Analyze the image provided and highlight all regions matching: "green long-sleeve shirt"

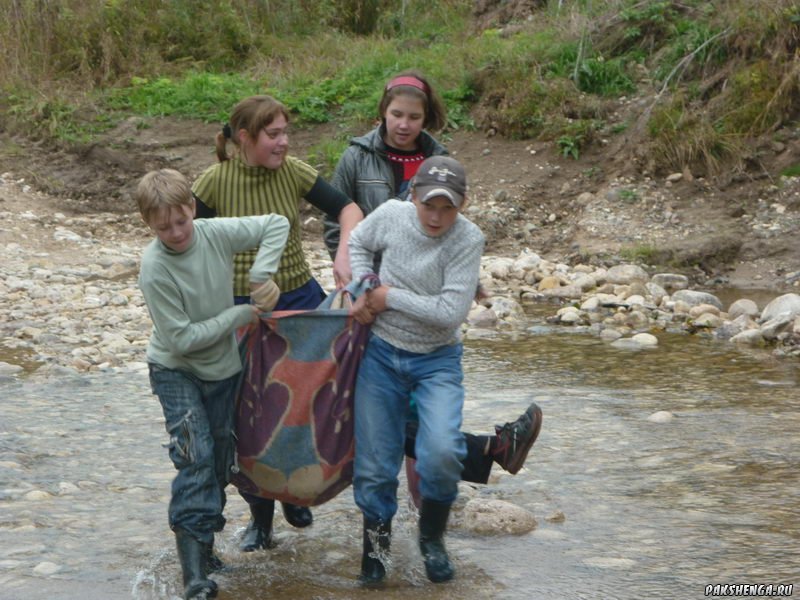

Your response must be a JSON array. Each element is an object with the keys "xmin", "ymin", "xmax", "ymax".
[{"xmin": 138, "ymin": 214, "xmax": 289, "ymax": 380}]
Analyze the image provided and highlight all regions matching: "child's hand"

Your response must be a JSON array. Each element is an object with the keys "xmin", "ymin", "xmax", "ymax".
[
  {"xmin": 350, "ymin": 294, "xmax": 376, "ymax": 325},
  {"xmin": 333, "ymin": 252, "xmax": 352, "ymax": 290},
  {"xmin": 250, "ymin": 279, "xmax": 280, "ymax": 312},
  {"xmin": 249, "ymin": 304, "xmax": 261, "ymax": 324},
  {"xmin": 364, "ymin": 285, "xmax": 389, "ymax": 314}
]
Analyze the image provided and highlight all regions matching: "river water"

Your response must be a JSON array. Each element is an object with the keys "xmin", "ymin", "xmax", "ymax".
[{"xmin": 1, "ymin": 317, "xmax": 798, "ymax": 600}]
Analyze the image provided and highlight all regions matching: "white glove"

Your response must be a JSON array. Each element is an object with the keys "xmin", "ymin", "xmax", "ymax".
[{"xmin": 250, "ymin": 280, "xmax": 280, "ymax": 312}]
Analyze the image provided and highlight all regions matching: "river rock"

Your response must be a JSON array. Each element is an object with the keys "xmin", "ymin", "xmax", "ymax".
[
  {"xmin": 0, "ymin": 361, "xmax": 24, "ymax": 376},
  {"xmin": 556, "ymin": 307, "xmax": 582, "ymax": 324},
  {"xmin": 645, "ymin": 281, "xmax": 668, "ymax": 304},
  {"xmin": 714, "ymin": 314, "xmax": 755, "ymax": 340},
  {"xmin": 728, "ymin": 298, "xmax": 759, "ymax": 319},
  {"xmin": 33, "ymin": 561, "xmax": 62, "ymax": 575},
  {"xmin": 538, "ymin": 275, "xmax": 561, "ymax": 290},
  {"xmin": 537, "ymin": 284, "xmax": 583, "ymax": 299},
  {"xmin": 759, "ymin": 293, "xmax": 800, "ymax": 322},
  {"xmin": 488, "ymin": 296, "xmax": 525, "ymax": 321},
  {"xmin": 647, "ymin": 410, "xmax": 674, "ymax": 423},
  {"xmin": 631, "ymin": 332, "xmax": 658, "ymax": 346},
  {"xmin": 606, "ymin": 264, "xmax": 649, "ymax": 284},
  {"xmin": 600, "ymin": 328, "xmax": 623, "ymax": 341},
  {"xmin": 468, "ymin": 306, "xmax": 499, "ymax": 328},
  {"xmin": 693, "ymin": 313, "xmax": 723, "ymax": 328},
  {"xmin": 24, "ymin": 490, "xmax": 53, "ymax": 501},
  {"xmin": 651, "ymin": 273, "xmax": 689, "ymax": 291},
  {"xmin": 513, "ymin": 250, "xmax": 541, "ymax": 271},
  {"xmin": 461, "ymin": 498, "xmax": 537, "ymax": 535},
  {"xmin": 610, "ymin": 337, "xmax": 649, "ymax": 350},
  {"xmin": 671, "ymin": 289, "xmax": 723, "ymax": 310},
  {"xmin": 759, "ymin": 314, "xmax": 795, "ymax": 340},
  {"xmin": 730, "ymin": 329, "xmax": 765, "ymax": 346},
  {"xmin": 689, "ymin": 303, "xmax": 720, "ymax": 317}
]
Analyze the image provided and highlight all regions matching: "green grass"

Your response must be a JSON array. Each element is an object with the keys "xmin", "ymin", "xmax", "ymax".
[
  {"xmin": 780, "ymin": 164, "xmax": 800, "ymax": 178},
  {"xmin": 620, "ymin": 244, "xmax": 660, "ymax": 264},
  {"xmin": 1, "ymin": 0, "xmax": 798, "ymax": 178},
  {"xmin": 107, "ymin": 72, "xmax": 263, "ymax": 123}
]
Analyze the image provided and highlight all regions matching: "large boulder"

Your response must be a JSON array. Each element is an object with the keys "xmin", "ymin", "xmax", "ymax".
[{"xmin": 759, "ymin": 293, "xmax": 800, "ymax": 323}]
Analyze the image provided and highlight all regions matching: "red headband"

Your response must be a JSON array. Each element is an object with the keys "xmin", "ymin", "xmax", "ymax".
[{"xmin": 386, "ymin": 76, "xmax": 429, "ymax": 96}]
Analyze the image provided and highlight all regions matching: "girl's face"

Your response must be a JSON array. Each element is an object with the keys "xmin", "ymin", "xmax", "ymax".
[
  {"xmin": 240, "ymin": 113, "xmax": 289, "ymax": 170},
  {"xmin": 383, "ymin": 94, "xmax": 426, "ymax": 151}
]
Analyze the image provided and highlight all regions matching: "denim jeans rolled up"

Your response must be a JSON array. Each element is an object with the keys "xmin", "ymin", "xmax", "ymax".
[
  {"xmin": 149, "ymin": 364, "xmax": 238, "ymax": 544},
  {"xmin": 353, "ymin": 334, "xmax": 466, "ymax": 523}
]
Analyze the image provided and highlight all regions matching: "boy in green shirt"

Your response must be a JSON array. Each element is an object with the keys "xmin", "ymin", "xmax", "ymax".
[{"xmin": 136, "ymin": 168, "xmax": 289, "ymax": 600}]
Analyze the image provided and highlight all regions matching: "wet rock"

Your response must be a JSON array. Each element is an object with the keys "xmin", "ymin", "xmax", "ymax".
[
  {"xmin": 647, "ymin": 410, "xmax": 674, "ymax": 423},
  {"xmin": 461, "ymin": 498, "xmax": 537, "ymax": 535},
  {"xmin": 730, "ymin": 329, "xmax": 766, "ymax": 346},
  {"xmin": 600, "ymin": 328, "xmax": 623, "ymax": 341},
  {"xmin": 610, "ymin": 337, "xmax": 651, "ymax": 350},
  {"xmin": 0, "ymin": 362, "xmax": 23, "ymax": 376},
  {"xmin": 714, "ymin": 314, "xmax": 755, "ymax": 340},
  {"xmin": 759, "ymin": 314, "xmax": 795, "ymax": 340},
  {"xmin": 24, "ymin": 490, "xmax": 53, "ymax": 501},
  {"xmin": 631, "ymin": 332, "xmax": 658, "ymax": 346},
  {"xmin": 545, "ymin": 510, "xmax": 566, "ymax": 523},
  {"xmin": 33, "ymin": 561, "xmax": 62, "ymax": 576}
]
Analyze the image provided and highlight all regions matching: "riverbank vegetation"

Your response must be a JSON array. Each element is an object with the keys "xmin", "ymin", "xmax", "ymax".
[{"xmin": 1, "ymin": 0, "xmax": 799, "ymax": 177}]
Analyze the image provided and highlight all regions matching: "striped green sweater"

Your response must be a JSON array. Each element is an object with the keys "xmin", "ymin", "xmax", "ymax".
[{"xmin": 192, "ymin": 155, "xmax": 317, "ymax": 295}]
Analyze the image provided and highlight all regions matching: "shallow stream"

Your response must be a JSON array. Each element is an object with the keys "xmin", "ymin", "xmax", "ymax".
[{"xmin": 1, "ymin": 315, "xmax": 797, "ymax": 599}]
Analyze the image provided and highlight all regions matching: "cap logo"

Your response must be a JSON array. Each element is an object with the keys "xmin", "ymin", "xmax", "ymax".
[{"xmin": 428, "ymin": 166, "xmax": 457, "ymax": 180}]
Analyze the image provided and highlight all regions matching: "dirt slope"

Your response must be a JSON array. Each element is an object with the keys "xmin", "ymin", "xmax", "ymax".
[{"xmin": 1, "ymin": 110, "xmax": 799, "ymax": 294}]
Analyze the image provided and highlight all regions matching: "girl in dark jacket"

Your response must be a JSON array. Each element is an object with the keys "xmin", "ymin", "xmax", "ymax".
[{"xmin": 325, "ymin": 70, "xmax": 542, "ymax": 584}]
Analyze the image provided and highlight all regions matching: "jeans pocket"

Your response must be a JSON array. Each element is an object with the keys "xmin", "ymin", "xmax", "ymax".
[{"xmin": 164, "ymin": 411, "xmax": 194, "ymax": 469}]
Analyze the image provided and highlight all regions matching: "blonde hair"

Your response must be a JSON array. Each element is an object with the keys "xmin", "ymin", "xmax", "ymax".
[
  {"xmin": 215, "ymin": 95, "xmax": 290, "ymax": 162},
  {"xmin": 134, "ymin": 168, "xmax": 192, "ymax": 224}
]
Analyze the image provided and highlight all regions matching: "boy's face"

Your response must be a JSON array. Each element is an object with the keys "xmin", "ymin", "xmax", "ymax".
[
  {"xmin": 148, "ymin": 202, "xmax": 195, "ymax": 253},
  {"xmin": 412, "ymin": 194, "xmax": 462, "ymax": 237}
]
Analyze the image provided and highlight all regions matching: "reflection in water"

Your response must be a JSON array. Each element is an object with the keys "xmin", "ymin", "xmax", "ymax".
[
  {"xmin": 460, "ymin": 329, "xmax": 799, "ymax": 598},
  {"xmin": 1, "ymin": 325, "xmax": 797, "ymax": 599}
]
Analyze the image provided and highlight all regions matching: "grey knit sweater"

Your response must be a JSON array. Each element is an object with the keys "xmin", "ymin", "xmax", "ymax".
[{"xmin": 348, "ymin": 199, "xmax": 484, "ymax": 353}]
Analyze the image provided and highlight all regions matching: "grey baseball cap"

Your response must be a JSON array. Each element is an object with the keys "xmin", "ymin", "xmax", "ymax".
[{"xmin": 412, "ymin": 156, "xmax": 467, "ymax": 207}]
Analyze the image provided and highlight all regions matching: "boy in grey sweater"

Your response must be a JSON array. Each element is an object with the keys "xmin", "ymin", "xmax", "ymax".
[{"xmin": 348, "ymin": 156, "xmax": 483, "ymax": 585}]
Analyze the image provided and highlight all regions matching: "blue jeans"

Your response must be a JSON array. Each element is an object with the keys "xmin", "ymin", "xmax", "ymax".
[
  {"xmin": 149, "ymin": 364, "xmax": 238, "ymax": 544},
  {"xmin": 353, "ymin": 334, "xmax": 466, "ymax": 522}
]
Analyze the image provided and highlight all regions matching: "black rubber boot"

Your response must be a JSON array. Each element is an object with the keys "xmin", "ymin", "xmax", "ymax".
[
  {"xmin": 281, "ymin": 502, "xmax": 313, "ymax": 528},
  {"xmin": 205, "ymin": 534, "xmax": 225, "ymax": 574},
  {"xmin": 175, "ymin": 528, "xmax": 218, "ymax": 600},
  {"xmin": 359, "ymin": 517, "xmax": 391, "ymax": 586},
  {"xmin": 239, "ymin": 499, "xmax": 276, "ymax": 552},
  {"xmin": 418, "ymin": 499, "xmax": 454, "ymax": 583}
]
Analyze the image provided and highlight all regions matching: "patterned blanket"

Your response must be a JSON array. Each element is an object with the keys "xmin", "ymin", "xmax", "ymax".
[{"xmin": 230, "ymin": 277, "xmax": 376, "ymax": 506}]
